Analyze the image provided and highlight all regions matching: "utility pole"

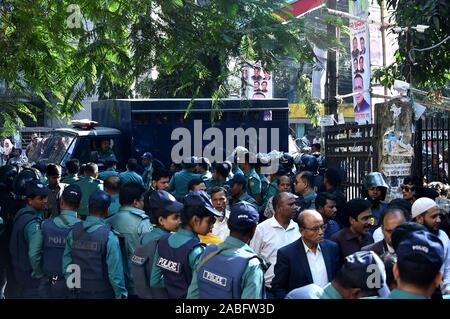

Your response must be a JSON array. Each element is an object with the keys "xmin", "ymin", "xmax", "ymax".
[{"xmin": 325, "ymin": 0, "xmax": 338, "ymax": 118}]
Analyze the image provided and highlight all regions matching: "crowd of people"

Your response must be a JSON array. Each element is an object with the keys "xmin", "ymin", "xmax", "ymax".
[{"xmin": 0, "ymin": 142, "xmax": 450, "ymax": 300}]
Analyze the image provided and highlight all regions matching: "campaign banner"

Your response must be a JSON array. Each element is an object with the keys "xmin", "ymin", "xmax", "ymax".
[
  {"xmin": 349, "ymin": 0, "xmax": 371, "ymax": 124},
  {"xmin": 241, "ymin": 64, "xmax": 273, "ymax": 99}
]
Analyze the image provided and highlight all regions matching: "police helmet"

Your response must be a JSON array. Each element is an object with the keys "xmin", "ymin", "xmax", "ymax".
[
  {"xmin": 294, "ymin": 154, "xmax": 319, "ymax": 174},
  {"xmin": 13, "ymin": 168, "xmax": 43, "ymax": 197},
  {"xmin": 0, "ymin": 165, "xmax": 19, "ymax": 191},
  {"xmin": 362, "ymin": 172, "xmax": 388, "ymax": 200},
  {"xmin": 279, "ymin": 152, "xmax": 294, "ymax": 172}
]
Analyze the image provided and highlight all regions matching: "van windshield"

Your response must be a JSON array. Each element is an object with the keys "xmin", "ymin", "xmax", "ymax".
[{"xmin": 28, "ymin": 131, "xmax": 76, "ymax": 166}]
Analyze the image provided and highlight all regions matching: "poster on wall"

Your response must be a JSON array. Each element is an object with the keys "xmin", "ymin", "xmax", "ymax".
[
  {"xmin": 349, "ymin": 0, "xmax": 372, "ymax": 125},
  {"xmin": 241, "ymin": 64, "xmax": 273, "ymax": 99}
]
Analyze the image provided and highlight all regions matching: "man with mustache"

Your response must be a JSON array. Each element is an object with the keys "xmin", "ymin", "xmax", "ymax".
[{"xmin": 331, "ymin": 198, "xmax": 374, "ymax": 260}]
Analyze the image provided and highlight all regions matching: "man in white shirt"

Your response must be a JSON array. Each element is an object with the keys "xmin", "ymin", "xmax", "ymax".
[
  {"xmin": 250, "ymin": 192, "xmax": 300, "ymax": 296},
  {"xmin": 210, "ymin": 187, "xmax": 230, "ymax": 241},
  {"xmin": 411, "ymin": 197, "xmax": 450, "ymax": 294}
]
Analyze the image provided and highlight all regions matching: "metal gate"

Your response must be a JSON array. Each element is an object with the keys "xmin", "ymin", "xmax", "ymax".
[
  {"xmin": 414, "ymin": 117, "xmax": 450, "ymax": 184},
  {"xmin": 324, "ymin": 123, "xmax": 378, "ymax": 200}
]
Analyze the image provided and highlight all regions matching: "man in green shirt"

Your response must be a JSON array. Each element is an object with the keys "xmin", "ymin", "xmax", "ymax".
[
  {"xmin": 119, "ymin": 158, "xmax": 145, "ymax": 187},
  {"xmin": 386, "ymin": 230, "xmax": 444, "ymax": 299},
  {"xmin": 106, "ymin": 182, "xmax": 152, "ymax": 298},
  {"xmin": 188, "ymin": 201, "xmax": 265, "ymax": 299},
  {"xmin": 63, "ymin": 190, "xmax": 127, "ymax": 299},
  {"xmin": 61, "ymin": 159, "xmax": 80, "ymax": 185},
  {"xmin": 75, "ymin": 162, "xmax": 103, "ymax": 219},
  {"xmin": 98, "ymin": 156, "xmax": 120, "ymax": 181},
  {"xmin": 104, "ymin": 176, "xmax": 121, "ymax": 217},
  {"xmin": 228, "ymin": 174, "xmax": 258, "ymax": 208},
  {"xmin": 9, "ymin": 181, "xmax": 49, "ymax": 298},
  {"xmin": 30, "ymin": 184, "xmax": 82, "ymax": 298}
]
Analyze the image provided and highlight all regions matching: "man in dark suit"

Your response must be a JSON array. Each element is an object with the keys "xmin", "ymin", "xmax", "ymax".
[
  {"xmin": 362, "ymin": 208, "xmax": 405, "ymax": 256},
  {"xmin": 271, "ymin": 210, "xmax": 341, "ymax": 299}
]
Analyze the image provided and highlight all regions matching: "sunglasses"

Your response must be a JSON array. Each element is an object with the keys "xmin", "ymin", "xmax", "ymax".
[{"xmin": 400, "ymin": 185, "xmax": 414, "ymax": 192}]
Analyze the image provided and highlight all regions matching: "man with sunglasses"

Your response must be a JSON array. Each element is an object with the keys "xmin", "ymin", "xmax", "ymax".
[
  {"xmin": 412, "ymin": 197, "xmax": 450, "ymax": 294},
  {"xmin": 271, "ymin": 209, "xmax": 340, "ymax": 299},
  {"xmin": 401, "ymin": 176, "xmax": 422, "ymax": 204}
]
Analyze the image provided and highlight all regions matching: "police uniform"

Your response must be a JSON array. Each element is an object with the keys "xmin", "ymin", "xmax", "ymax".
[
  {"xmin": 61, "ymin": 174, "xmax": 79, "ymax": 185},
  {"xmin": 231, "ymin": 192, "xmax": 258, "ymax": 208},
  {"xmin": 9, "ymin": 182, "xmax": 49, "ymax": 298},
  {"xmin": 258, "ymin": 173, "xmax": 269, "ymax": 199},
  {"xmin": 168, "ymin": 170, "xmax": 202, "ymax": 201},
  {"xmin": 31, "ymin": 206, "xmax": 82, "ymax": 298},
  {"xmin": 244, "ymin": 168, "xmax": 262, "ymax": 198},
  {"xmin": 154, "ymin": 191, "xmax": 221, "ymax": 299},
  {"xmin": 97, "ymin": 149, "xmax": 116, "ymax": 165},
  {"xmin": 131, "ymin": 190, "xmax": 184, "ymax": 298},
  {"xmin": 141, "ymin": 152, "xmax": 154, "ymax": 189},
  {"xmin": 232, "ymin": 166, "xmax": 244, "ymax": 176},
  {"xmin": 260, "ymin": 179, "xmax": 278, "ymax": 213},
  {"xmin": 62, "ymin": 191, "xmax": 127, "ymax": 299},
  {"xmin": 384, "ymin": 230, "xmax": 445, "ymax": 299},
  {"xmin": 106, "ymin": 205, "xmax": 153, "ymax": 296},
  {"xmin": 108, "ymin": 193, "xmax": 121, "ymax": 217},
  {"xmin": 98, "ymin": 168, "xmax": 120, "ymax": 181},
  {"xmin": 75, "ymin": 176, "xmax": 103, "ymax": 218},
  {"xmin": 204, "ymin": 177, "xmax": 229, "ymax": 194},
  {"xmin": 187, "ymin": 201, "xmax": 265, "ymax": 299},
  {"xmin": 119, "ymin": 170, "xmax": 145, "ymax": 187}
]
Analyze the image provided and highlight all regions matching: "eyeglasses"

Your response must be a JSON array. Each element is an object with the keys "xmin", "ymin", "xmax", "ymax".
[
  {"xmin": 400, "ymin": 185, "xmax": 414, "ymax": 192},
  {"xmin": 302, "ymin": 224, "xmax": 327, "ymax": 232}
]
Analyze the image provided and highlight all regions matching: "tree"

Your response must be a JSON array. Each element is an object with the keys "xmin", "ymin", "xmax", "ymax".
[
  {"xmin": 374, "ymin": 0, "xmax": 450, "ymax": 93},
  {"xmin": 0, "ymin": 0, "xmax": 342, "ymax": 135}
]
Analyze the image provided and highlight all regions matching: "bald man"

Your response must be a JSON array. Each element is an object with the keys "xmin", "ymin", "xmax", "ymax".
[
  {"xmin": 362, "ymin": 208, "xmax": 405, "ymax": 256},
  {"xmin": 271, "ymin": 209, "xmax": 341, "ymax": 299}
]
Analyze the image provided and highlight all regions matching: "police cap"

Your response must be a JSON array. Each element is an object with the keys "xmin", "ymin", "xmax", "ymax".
[{"xmin": 228, "ymin": 201, "xmax": 259, "ymax": 232}]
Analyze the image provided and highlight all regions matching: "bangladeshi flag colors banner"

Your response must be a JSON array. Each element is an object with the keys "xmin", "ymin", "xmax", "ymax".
[{"xmin": 349, "ymin": 0, "xmax": 372, "ymax": 125}]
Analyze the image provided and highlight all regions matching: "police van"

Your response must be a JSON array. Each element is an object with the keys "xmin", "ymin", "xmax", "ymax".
[{"xmin": 29, "ymin": 98, "xmax": 289, "ymax": 170}]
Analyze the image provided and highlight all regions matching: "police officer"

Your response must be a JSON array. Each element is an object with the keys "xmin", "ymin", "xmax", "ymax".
[
  {"xmin": 141, "ymin": 152, "xmax": 154, "ymax": 189},
  {"xmin": 155, "ymin": 190, "xmax": 222, "ymax": 299},
  {"xmin": 61, "ymin": 159, "xmax": 80, "ymax": 185},
  {"xmin": 119, "ymin": 158, "xmax": 145, "ymax": 187},
  {"xmin": 168, "ymin": 156, "xmax": 202, "ymax": 201},
  {"xmin": 30, "ymin": 185, "xmax": 82, "ymax": 298},
  {"xmin": 104, "ymin": 176, "xmax": 121, "ymax": 217},
  {"xmin": 387, "ymin": 230, "xmax": 444, "ymax": 299},
  {"xmin": 362, "ymin": 172, "xmax": 389, "ymax": 233},
  {"xmin": 187, "ymin": 201, "xmax": 265, "ymax": 299},
  {"xmin": 228, "ymin": 174, "xmax": 258, "ymax": 208},
  {"xmin": 106, "ymin": 182, "xmax": 152, "ymax": 298},
  {"xmin": 239, "ymin": 152, "xmax": 262, "ymax": 205},
  {"xmin": 75, "ymin": 162, "xmax": 103, "ymax": 219},
  {"xmin": 97, "ymin": 138, "xmax": 116, "ymax": 165},
  {"xmin": 98, "ymin": 155, "xmax": 120, "ymax": 181},
  {"xmin": 260, "ymin": 168, "xmax": 287, "ymax": 216},
  {"xmin": 9, "ymin": 181, "xmax": 49, "ymax": 298},
  {"xmin": 205, "ymin": 162, "xmax": 231, "ymax": 194},
  {"xmin": 63, "ymin": 190, "xmax": 127, "ymax": 299},
  {"xmin": 255, "ymin": 153, "xmax": 270, "ymax": 199},
  {"xmin": 196, "ymin": 157, "xmax": 212, "ymax": 181},
  {"xmin": 131, "ymin": 190, "xmax": 183, "ymax": 299}
]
